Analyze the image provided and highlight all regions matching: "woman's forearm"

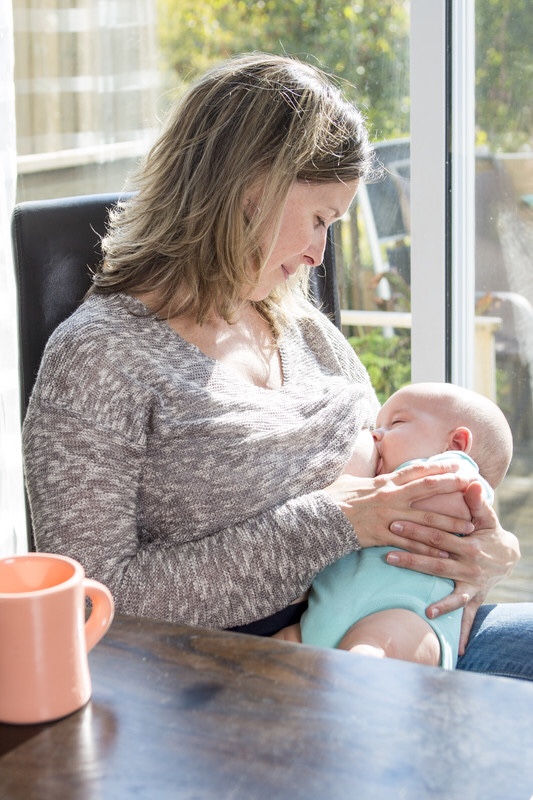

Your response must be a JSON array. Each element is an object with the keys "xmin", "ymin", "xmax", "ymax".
[{"xmin": 24, "ymin": 408, "xmax": 356, "ymax": 628}]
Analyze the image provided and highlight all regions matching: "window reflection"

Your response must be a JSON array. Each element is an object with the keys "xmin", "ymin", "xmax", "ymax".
[{"xmin": 475, "ymin": 0, "xmax": 533, "ymax": 602}]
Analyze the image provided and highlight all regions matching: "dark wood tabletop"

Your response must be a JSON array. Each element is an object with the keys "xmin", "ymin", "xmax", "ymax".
[{"xmin": 1, "ymin": 614, "xmax": 533, "ymax": 800}]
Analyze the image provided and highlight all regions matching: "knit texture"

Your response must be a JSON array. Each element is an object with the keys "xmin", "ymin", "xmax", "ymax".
[{"xmin": 23, "ymin": 293, "xmax": 379, "ymax": 628}]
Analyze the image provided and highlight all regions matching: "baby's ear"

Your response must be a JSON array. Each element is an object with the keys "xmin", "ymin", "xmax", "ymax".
[{"xmin": 449, "ymin": 426, "xmax": 472, "ymax": 453}]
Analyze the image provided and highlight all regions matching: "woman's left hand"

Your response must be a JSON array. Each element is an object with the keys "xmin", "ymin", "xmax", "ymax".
[{"xmin": 385, "ymin": 480, "xmax": 520, "ymax": 655}]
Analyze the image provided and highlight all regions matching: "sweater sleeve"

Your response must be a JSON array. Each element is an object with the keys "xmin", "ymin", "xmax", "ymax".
[{"xmin": 23, "ymin": 404, "xmax": 356, "ymax": 629}]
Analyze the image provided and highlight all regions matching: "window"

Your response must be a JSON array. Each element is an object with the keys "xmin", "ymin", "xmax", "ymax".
[
  {"xmin": 473, "ymin": 0, "xmax": 533, "ymax": 602},
  {"xmin": 2, "ymin": 0, "xmax": 531, "ymax": 605},
  {"xmin": 14, "ymin": 0, "xmax": 159, "ymax": 201}
]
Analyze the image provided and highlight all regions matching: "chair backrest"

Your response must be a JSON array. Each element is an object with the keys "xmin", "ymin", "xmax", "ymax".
[
  {"xmin": 12, "ymin": 192, "xmax": 341, "ymax": 421},
  {"xmin": 12, "ymin": 193, "xmax": 125, "ymax": 419}
]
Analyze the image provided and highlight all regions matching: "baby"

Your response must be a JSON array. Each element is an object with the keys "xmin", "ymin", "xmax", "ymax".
[{"xmin": 279, "ymin": 382, "xmax": 513, "ymax": 669}]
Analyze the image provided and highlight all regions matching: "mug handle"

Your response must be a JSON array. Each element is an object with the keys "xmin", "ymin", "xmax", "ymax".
[{"xmin": 83, "ymin": 579, "xmax": 115, "ymax": 652}]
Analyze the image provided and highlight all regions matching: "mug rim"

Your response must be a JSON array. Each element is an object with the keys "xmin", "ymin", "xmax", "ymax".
[{"xmin": 0, "ymin": 552, "xmax": 84, "ymax": 597}]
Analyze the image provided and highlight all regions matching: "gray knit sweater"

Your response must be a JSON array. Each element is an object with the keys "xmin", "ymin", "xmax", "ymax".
[{"xmin": 23, "ymin": 293, "xmax": 379, "ymax": 628}]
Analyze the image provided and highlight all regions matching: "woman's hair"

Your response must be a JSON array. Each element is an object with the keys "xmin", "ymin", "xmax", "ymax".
[{"xmin": 92, "ymin": 52, "xmax": 376, "ymax": 329}]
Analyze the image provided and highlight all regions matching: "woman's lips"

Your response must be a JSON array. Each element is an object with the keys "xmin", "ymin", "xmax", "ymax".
[{"xmin": 282, "ymin": 264, "xmax": 299, "ymax": 280}]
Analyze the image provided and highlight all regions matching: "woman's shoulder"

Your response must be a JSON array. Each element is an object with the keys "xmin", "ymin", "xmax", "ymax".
[
  {"xmin": 28, "ymin": 294, "xmax": 160, "ymax": 434},
  {"xmin": 49, "ymin": 292, "xmax": 146, "ymax": 343},
  {"xmin": 286, "ymin": 302, "xmax": 371, "ymax": 385},
  {"xmin": 42, "ymin": 292, "xmax": 169, "ymax": 370}
]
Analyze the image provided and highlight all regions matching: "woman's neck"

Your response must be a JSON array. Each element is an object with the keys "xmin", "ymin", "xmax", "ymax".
[{"xmin": 134, "ymin": 291, "xmax": 283, "ymax": 390}]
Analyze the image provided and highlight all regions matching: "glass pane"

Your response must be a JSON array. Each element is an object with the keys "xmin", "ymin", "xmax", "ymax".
[
  {"xmin": 332, "ymin": 5, "xmax": 411, "ymax": 403},
  {"xmin": 475, "ymin": 0, "xmax": 533, "ymax": 602},
  {"xmin": 339, "ymin": 136, "xmax": 411, "ymax": 404},
  {"xmin": 14, "ymin": 0, "xmax": 161, "ymax": 201}
]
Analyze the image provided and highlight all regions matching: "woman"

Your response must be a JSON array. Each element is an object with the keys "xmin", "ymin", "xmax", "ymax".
[{"xmin": 23, "ymin": 53, "xmax": 532, "ymax": 679}]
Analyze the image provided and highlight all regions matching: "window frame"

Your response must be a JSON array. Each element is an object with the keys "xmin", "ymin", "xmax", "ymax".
[{"xmin": 410, "ymin": 0, "xmax": 476, "ymax": 387}]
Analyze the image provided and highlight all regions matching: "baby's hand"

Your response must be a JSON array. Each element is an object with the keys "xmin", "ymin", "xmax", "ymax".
[
  {"xmin": 412, "ymin": 462, "xmax": 481, "ymax": 523},
  {"xmin": 343, "ymin": 428, "xmax": 378, "ymax": 478}
]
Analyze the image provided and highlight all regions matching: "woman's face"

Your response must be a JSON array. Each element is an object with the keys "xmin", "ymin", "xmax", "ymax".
[{"xmin": 248, "ymin": 179, "xmax": 359, "ymax": 301}]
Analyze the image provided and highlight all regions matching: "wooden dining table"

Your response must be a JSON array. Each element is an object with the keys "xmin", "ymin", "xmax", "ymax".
[{"xmin": 1, "ymin": 613, "xmax": 533, "ymax": 800}]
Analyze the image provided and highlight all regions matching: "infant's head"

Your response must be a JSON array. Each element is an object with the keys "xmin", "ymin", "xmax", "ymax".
[{"xmin": 372, "ymin": 382, "xmax": 513, "ymax": 487}]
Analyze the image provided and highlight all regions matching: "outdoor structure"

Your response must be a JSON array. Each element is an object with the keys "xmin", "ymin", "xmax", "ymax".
[{"xmin": 13, "ymin": 0, "xmax": 160, "ymax": 200}]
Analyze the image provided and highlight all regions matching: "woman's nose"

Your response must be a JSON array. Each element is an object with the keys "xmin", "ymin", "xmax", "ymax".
[{"xmin": 304, "ymin": 229, "xmax": 328, "ymax": 267}]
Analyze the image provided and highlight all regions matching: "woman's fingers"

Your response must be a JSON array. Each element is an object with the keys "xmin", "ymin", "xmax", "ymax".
[
  {"xmin": 384, "ymin": 537, "xmax": 482, "ymax": 583},
  {"xmin": 388, "ymin": 460, "xmax": 463, "ymax": 487},
  {"xmin": 326, "ymin": 469, "xmax": 476, "ymax": 547},
  {"xmin": 463, "ymin": 479, "xmax": 489, "ymax": 520},
  {"xmin": 396, "ymin": 512, "xmax": 473, "ymax": 537},
  {"xmin": 457, "ymin": 597, "xmax": 484, "ymax": 655},
  {"xmin": 424, "ymin": 581, "xmax": 477, "ymax": 618},
  {"xmin": 385, "ymin": 469, "xmax": 476, "ymax": 535},
  {"xmin": 389, "ymin": 517, "xmax": 473, "ymax": 547},
  {"xmin": 389, "ymin": 539, "xmax": 451, "ymax": 558},
  {"xmin": 424, "ymin": 586, "xmax": 485, "ymax": 656}
]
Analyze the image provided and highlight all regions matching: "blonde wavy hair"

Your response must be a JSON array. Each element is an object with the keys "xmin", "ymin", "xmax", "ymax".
[{"xmin": 92, "ymin": 53, "xmax": 376, "ymax": 330}]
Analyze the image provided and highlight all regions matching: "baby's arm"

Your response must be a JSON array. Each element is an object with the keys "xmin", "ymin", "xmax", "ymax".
[
  {"xmin": 411, "ymin": 463, "xmax": 482, "ymax": 520},
  {"xmin": 413, "ymin": 491, "xmax": 471, "ymax": 519}
]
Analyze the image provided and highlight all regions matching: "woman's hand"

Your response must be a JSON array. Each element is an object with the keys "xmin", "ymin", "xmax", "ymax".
[
  {"xmin": 382, "ymin": 480, "xmax": 520, "ymax": 654},
  {"xmin": 323, "ymin": 461, "xmax": 475, "ymax": 555}
]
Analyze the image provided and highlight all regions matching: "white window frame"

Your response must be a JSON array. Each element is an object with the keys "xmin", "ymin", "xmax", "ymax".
[{"xmin": 410, "ymin": 0, "xmax": 476, "ymax": 387}]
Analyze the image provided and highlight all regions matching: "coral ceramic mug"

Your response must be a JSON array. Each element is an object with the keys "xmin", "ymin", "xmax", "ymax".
[{"xmin": 0, "ymin": 552, "xmax": 114, "ymax": 724}]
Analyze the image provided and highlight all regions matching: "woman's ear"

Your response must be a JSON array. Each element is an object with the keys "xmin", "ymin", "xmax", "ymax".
[{"xmin": 448, "ymin": 426, "xmax": 473, "ymax": 453}]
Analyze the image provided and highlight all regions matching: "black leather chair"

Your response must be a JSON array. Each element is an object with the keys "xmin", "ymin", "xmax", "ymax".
[
  {"xmin": 12, "ymin": 193, "xmax": 127, "ymax": 420},
  {"xmin": 12, "ymin": 192, "xmax": 341, "ymax": 422}
]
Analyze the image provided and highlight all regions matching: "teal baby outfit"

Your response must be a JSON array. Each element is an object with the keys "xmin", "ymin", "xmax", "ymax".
[{"xmin": 301, "ymin": 451, "xmax": 493, "ymax": 668}]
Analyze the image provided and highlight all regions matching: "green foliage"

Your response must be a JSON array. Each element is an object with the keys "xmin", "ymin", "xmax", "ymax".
[
  {"xmin": 347, "ymin": 328, "xmax": 410, "ymax": 403},
  {"xmin": 476, "ymin": 0, "xmax": 533, "ymax": 150},
  {"xmin": 157, "ymin": 1, "xmax": 532, "ymax": 151},
  {"xmin": 156, "ymin": 0, "xmax": 410, "ymax": 140}
]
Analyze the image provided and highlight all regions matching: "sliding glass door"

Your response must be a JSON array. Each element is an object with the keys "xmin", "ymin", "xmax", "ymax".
[
  {"xmin": 473, "ymin": 0, "xmax": 533, "ymax": 602},
  {"xmin": 4, "ymin": 1, "xmax": 532, "ymax": 603}
]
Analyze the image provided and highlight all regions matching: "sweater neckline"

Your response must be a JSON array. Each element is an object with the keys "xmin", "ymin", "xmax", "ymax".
[{"xmin": 115, "ymin": 292, "xmax": 290, "ymax": 391}]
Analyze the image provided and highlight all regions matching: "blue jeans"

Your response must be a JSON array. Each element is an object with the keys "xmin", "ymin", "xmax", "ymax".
[
  {"xmin": 456, "ymin": 603, "xmax": 533, "ymax": 681},
  {"xmin": 233, "ymin": 601, "xmax": 533, "ymax": 681}
]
